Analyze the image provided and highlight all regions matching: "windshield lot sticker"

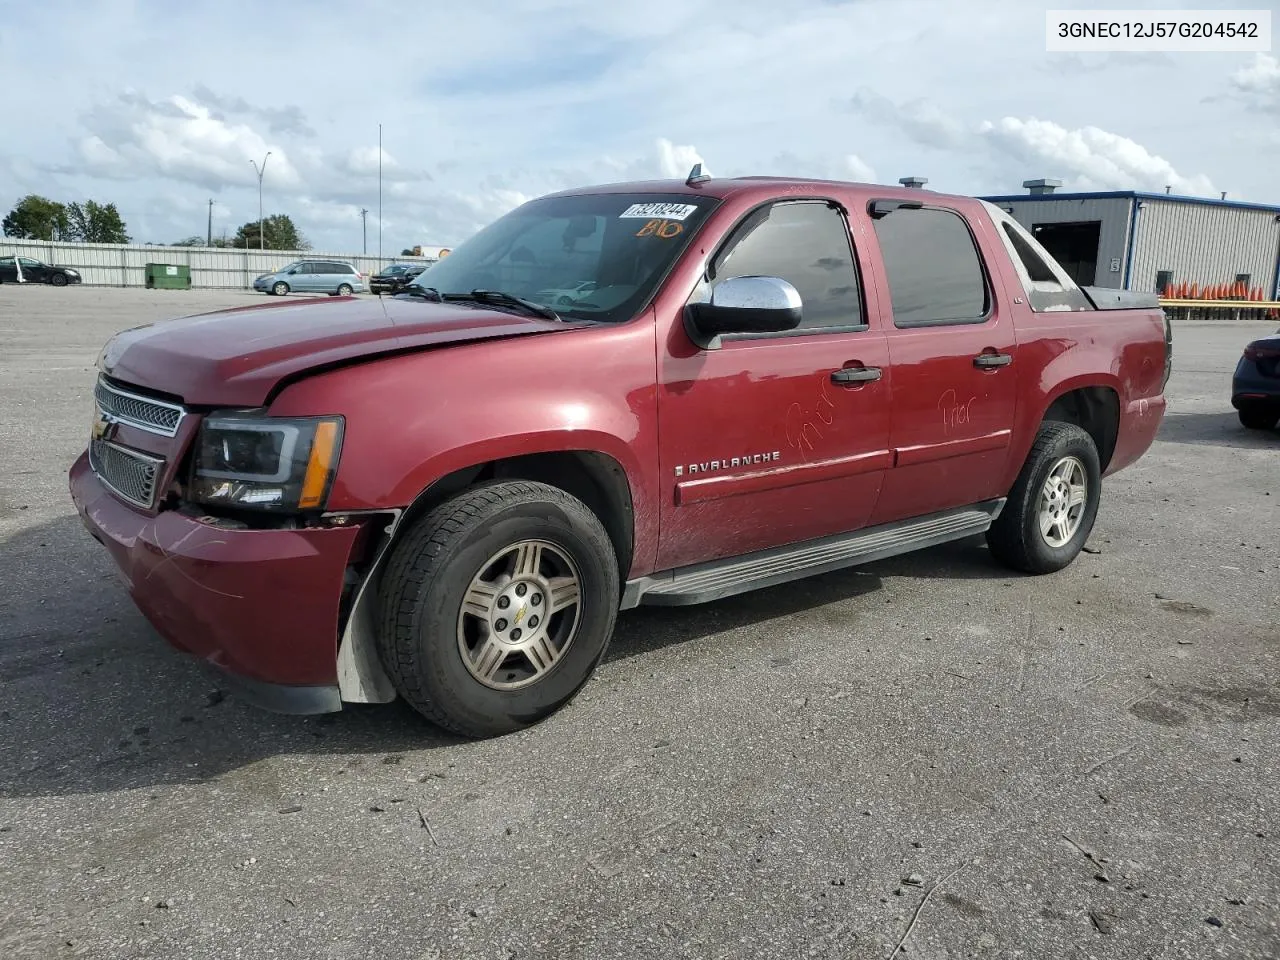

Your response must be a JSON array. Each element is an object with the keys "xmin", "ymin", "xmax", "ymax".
[
  {"xmin": 619, "ymin": 202, "xmax": 699, "ymax": 221},
  {"xmin": 635, "ymin": 219, "xmax": 684, "ymax": 239}
]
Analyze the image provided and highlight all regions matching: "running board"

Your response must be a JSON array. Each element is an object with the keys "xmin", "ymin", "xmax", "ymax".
[{"xmin": 621, "ymin": 499, "xmax": 1005, "ymax": 609}]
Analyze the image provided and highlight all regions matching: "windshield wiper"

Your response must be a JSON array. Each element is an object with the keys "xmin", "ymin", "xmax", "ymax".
[
  {"xmin": 398, "ymin": 285, "xmax": 443, "ymax": 302},
  {"xmin": 443, "ymin": 289, "xmax": 561, "ymax": 322}
]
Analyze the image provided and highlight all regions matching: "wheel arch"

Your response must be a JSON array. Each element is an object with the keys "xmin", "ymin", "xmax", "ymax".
[
  {"xmin": 334, "ymin": 447, "xmax": 636, "ymax": 705},
  {"xmin": 1040, "ymin": 382, "xmax": 1121, "ymax": 472}
]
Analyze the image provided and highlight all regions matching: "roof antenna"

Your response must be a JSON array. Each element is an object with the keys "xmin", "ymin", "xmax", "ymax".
[{"xmin": 686, "ymin": 163, "xmax": 711, "ymax": 186}]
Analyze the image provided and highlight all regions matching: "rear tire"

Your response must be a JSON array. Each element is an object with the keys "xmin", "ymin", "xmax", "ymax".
[
  {"xmin": 376, "ymin": 480, "xmax": 620, "ymax": 739},
  {"xmin": 986, "ymin": 421, "xmax": 1101, "ymax": 575},
  {"xmin": 272, "ymin": 281, "xmax": 289, "ymax": 296},
  {"xmin": 337, "ymin": 283, "xmax": 353, "ymax": 296},
  {"xmin": 1238, "ymin": 405, "xmax": 1279, "ymax": 431}
]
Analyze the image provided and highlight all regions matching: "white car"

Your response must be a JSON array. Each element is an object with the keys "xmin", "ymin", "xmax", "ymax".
[{"xmin": 534, "ymin": 280, "xmax": 598, "ymax": 306}]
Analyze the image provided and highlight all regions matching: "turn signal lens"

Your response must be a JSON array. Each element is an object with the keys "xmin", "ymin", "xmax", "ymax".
[{"xmin": 299, "ymin": 420, "xmax": 340, "ymax": 509}]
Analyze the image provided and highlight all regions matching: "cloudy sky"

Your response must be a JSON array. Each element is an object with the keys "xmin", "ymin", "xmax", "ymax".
[{"xmin": 1, "ymin": 0, "xmax": 1276, "ymax": 253}]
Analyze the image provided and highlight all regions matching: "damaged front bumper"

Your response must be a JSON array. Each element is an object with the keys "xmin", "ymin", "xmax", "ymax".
[{"xmin": 69, "ymin": 451, "xmax": 366, "ymax": 714}]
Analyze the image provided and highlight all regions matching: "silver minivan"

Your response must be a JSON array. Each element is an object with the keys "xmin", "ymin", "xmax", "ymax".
[{"xmin": 252, "ymin": 259, "xmax": 366, "ymax": 296}]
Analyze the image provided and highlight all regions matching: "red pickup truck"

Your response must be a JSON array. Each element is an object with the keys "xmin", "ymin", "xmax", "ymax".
[{"xmin": 69, "ymin": 172, "xmax": 1172, "ymax": 738}]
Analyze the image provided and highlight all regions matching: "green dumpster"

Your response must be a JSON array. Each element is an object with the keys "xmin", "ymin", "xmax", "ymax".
[{"xmin": 145, "ymin": 263, "xmax": 192, "ymax": 290}]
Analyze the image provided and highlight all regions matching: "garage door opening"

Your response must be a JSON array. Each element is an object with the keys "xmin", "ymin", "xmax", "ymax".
[{"xmin": 1031, "ymin": 221, "xmax": 1102, "ymax": 286}]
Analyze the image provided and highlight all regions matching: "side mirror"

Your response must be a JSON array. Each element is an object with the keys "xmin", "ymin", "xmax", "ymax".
[{"xmin": 684, "ymin": 275, "xmax": 802, "ymax": 349}]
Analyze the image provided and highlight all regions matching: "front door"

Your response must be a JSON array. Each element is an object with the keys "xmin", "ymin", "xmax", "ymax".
[
  {"xmin": 656, "ymin": 197, "xmax": 894, "ymax": 571},
  {"xmin": 861, "ymin": 201, "xmax": 1020, "ymax": 525},
  {"xmin": 19, "ymin": 258, "xmax": 48, "ymax": 283},
  {"xmin": 295, "ymin": 262, "xmax": 321, "ymax": 292},
  {"xmin": 0, "ymin": 257, "xmax": 15, "ymax": 282}
]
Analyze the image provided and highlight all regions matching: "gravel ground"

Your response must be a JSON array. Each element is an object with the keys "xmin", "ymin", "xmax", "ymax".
[{"xmin": 1, "ymin": 285, "xmax": 1277, "ymax": 960}]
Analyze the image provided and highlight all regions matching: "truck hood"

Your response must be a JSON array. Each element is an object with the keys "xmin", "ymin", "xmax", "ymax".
[{"xmin": 99, "ymin": 295, "xmax": 579, "ymax": 407}]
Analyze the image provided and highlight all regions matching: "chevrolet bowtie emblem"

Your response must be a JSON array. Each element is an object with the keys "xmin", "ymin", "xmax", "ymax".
[
  {"xmin": 514, "ymin": 605, "xmax": 527, "ymax": 625},
  {"xmin": 91, "ymin": 409, "xmax": 118, "ymax": 442}
]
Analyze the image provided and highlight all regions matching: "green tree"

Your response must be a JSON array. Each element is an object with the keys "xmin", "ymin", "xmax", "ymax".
[
  {"xmin": 2, "ymin": 194, "xmax": 69, "ymax": 240},
  {"xmin": 400, "ymin": 248, "xmax": 416, "ymax": 256},
  {"xmin": 232, "ymin": 213, "xmax": 310, "ymax": 251},
  {"xmin": 66, "ymin": 200, "xmax": 131, "ymax": 244},
  {"xmin": 173, "ymin": 235, "xmax": 238, "ymax": 248}
]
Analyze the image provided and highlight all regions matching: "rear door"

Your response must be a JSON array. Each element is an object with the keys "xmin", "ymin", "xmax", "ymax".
[
  {"xmin": 317, "ymin": 262, "xmax": 340, "ymax": 292},
  {"xmin": 860, "ymin": 200, "xmax": 1020, "ymax": 525},
  {"xmin": 656, "ymin": 196, "xmax": 894, "ymax": 571},
  {"xmin": 0, "ymin": 257, "xmax": 15, "ymax": 282}
]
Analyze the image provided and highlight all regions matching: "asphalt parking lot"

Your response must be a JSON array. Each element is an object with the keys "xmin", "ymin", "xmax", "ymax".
[{"xmin": 0, "ymin": 285, "xmax": 1277, "ymax": 960}]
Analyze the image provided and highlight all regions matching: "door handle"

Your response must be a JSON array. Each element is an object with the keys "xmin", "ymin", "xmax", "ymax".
[
  {"xmin": 831, "ymin": 366, "xmax": 882, "ymax": 385},
  {"xmin": 973, "ymin": 352, "xmax": 1013, "ymax": 369}
]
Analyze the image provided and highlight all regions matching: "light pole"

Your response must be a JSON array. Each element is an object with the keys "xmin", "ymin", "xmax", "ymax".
[
  {"xmin": 360, "ymin": 207, "xmax": 368, "ymax": 254},
  {"xmin": 250, "ymin": 152, "xmax": 271, "ymax": 250},
  {"xmin": 377, "ymin": 123, "xmax": 382, "ymax": 265},
  {"xmin": 207, "ymin": 198, "xmax": 214, "ymax": 247}
]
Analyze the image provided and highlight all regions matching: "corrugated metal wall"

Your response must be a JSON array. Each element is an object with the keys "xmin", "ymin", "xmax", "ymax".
[
  {"xmin": 995, "ymin": 197, "xmax": 1133, "ymax": 288},
  {"xmin": 1130, "ymin": 200, "xmax": 1280, "ymax": 295},
  {"xmin": 0, "ymin": 239, "xmax": 433, "ymax": 289}
]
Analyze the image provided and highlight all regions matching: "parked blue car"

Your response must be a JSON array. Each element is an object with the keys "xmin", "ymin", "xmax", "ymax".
[{"xmin": 252, "ymin": 259, "xmax": 366, "ymax": 297}]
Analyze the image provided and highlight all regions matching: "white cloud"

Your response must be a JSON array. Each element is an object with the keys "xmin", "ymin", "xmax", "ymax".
[
  {"xmin": 846, "ymin": 88, "xmax": 968, "ymax": 150},
  {"xmin": 845, "ymin": 155, "xmax": 877, "ymax": 183},
  {"xmin": 1230, "ymin": 53, "xmax": 1280, "ymax": 111},
  {"xmin": 343, "ymin": 146, "xmax": 397, "ymax": 176},
  {"xmin": 978, "ymin": 117, "xmax": 1216, "ymax": 196},
  {"xmin": 78, "ymin": 92, "xmax": 301, "ymax": 190},
  {"xmin": 656, "ymin": 139, "xmax": 708, "ymax": 179}
]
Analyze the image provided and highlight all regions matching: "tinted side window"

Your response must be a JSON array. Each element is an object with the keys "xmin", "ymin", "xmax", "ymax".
[
  {"xmin": 711, "ymin": 200, "xmax": 863, "ymax": 330},
  {"xmin": 872, "ymin": 207, "xmax": 988, "ymax": 327},
  {"xmin": 1002, "ymin": 223, "xmax": 1057, "ymax": 282}
]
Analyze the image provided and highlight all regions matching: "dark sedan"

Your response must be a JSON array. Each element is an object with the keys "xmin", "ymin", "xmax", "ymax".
[
  {"xmin": 1231, "ymin": 329, "xmax": 1280, "ymax": 430},
  {"xmin": 369, "ymin": 262, "xmax": 425, "ymax": 294},
  {"xmin": 0, "ymin": 255, "xmax": 83, "ymax": 286}
]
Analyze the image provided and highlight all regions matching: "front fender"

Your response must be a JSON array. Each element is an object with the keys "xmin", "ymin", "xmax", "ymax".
[{"xmin": 268, "ymin": 316, "xmax": 661, "ymax": 565}]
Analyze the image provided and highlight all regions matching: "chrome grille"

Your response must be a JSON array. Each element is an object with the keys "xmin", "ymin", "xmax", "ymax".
[
  {"xmin": 95, "ymin": 377, "xmax": 185, "ymax": 437},
  {"xmin": 89, "ymin": 439, "xmax": 164, "ymax": 509}
]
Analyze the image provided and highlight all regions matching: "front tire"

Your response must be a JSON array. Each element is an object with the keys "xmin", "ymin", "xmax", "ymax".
[
  {"xmin": 1238, "ymin": 405, "xmax": 1279, "ymax": 431},
  {"xmin": 376, "ymin": 480, "xmax": 620, "ymax": 738},
  {"xmin": 50, "ymin": 273, "xmax": 68, "ymax": 287},
  {"xmin": 986, "ymin": 421, "xmax": 1101, "ymax": 575},
  {"xmin": 272, "ymin": 281, "xmax": 289, "ymax": 296}
]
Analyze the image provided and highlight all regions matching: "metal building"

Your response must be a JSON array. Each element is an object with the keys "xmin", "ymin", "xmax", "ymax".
[{"xmin": 979, "ymin": 179, "xmax": 1280, "ymax": 298}]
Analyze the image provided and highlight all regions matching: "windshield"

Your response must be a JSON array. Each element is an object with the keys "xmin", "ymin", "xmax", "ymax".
[
  {"xmin": 404, "ymin": 192, "xmax": 720, "ymax": 322},
  {"xmin": 383, "ymin": 264, "xmax": 408, "ymax": 274}
]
